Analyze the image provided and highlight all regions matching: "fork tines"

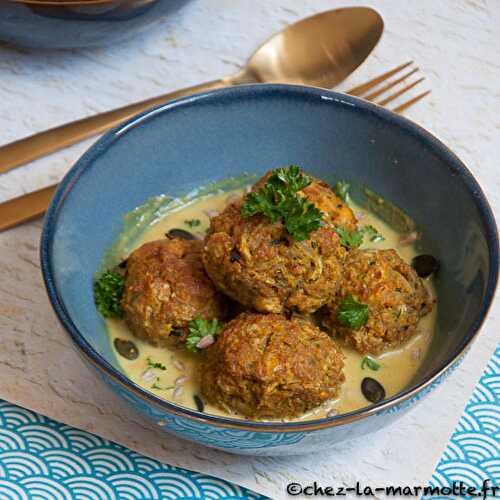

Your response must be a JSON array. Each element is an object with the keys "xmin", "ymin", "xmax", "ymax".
[{"xmin": 347, "ymin": 61, "xmax": 431, "ymax": 113}]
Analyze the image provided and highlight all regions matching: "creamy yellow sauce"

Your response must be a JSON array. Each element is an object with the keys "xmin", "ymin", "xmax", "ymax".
[{"xmin": 106, "ymin": 188, "xmax": 437, "ymax": 421}]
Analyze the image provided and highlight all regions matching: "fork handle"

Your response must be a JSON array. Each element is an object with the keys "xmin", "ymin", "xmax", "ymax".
[{"xmin": 0, "ymin": 78, "xmax": 228, "ymax": 175}]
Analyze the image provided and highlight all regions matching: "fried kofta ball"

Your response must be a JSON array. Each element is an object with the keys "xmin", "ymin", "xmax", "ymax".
[
  {"xmin": 121, "ymin": 238, "xmax": 227, "ymax": 348},
  {"xmin": 202, "ymin": 173, "xmax": 352, "ymax": 314},
  {"xmin": 201, "ymin": 313, "xmax": 345, "ymax": 419},
  {"xmin": 203, "ymin": 201, "xmax": 346, "ymax": 313},
  {"xmin": 324, "ymin": 249, "xmax": 433, "ymax": 354},
  {"xmin": 301, "ymin": 179, "xmax": 357, "ymax": 230}
]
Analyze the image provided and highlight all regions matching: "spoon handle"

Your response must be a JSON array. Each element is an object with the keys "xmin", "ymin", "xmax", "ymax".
[{"xmin": 0, "ymin": 79, "xmax": 228, "ymax": 175}]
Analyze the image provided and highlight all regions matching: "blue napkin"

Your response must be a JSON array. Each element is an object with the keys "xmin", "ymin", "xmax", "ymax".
[
  {"xmin": 425, "ymin": 344, "xmax": 499, "ymax": 498},
  {"xmin": 0, "ymin": 402, "xmax": 267, "ymax": 499}
]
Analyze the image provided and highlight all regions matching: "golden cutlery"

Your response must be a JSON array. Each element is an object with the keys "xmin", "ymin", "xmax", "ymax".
[
  {"xmin": 0, "ymin": 186, "xmax": 54, "ymax": 231},
  {"xmin": 0, "ymin": 62, "xmax": 430, "ymax": 232},
  {"xmin": 0, "ymin": 7, "xmax": 383, "ymax": 175}
]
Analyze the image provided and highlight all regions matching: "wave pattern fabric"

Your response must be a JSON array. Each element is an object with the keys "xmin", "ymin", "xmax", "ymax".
[
  {"xmin": 0, "ymin": 402, "xmax": 266, "ymax": 500},
  {"xmin": 426, "ymin": 344, "xmax": 499, "ymax": 497}
]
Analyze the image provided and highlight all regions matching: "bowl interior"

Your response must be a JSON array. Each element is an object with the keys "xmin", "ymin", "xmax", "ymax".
[{"xmin": 43, "ymin": 85, "xmax": 498, "ymax": 424}]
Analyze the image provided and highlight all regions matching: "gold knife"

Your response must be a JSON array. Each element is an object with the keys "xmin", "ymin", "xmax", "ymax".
[{"xmin": 0, "ymin": 185, "xmax": 57, "ymax": 232}]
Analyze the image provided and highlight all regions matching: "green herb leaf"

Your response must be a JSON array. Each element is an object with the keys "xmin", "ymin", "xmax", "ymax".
[
  {"xmin": 361, "ymin": 225, "xmax": 385, "ymax": 243},
  {"xmin": 335, "ymin": 224, "xmax": 385, "ymax": 247},
  {"xmin": 147, "ymin": 357, "xmax": 166, "ymax": 370},
  {"xmin": 240, "ymin": 189, "xmax": 281, "ymax": 221},
  {"xmin": 361, "ymin": 356, "xmax": 381, "ymax": 371},
  {"xmin": 334, "ymin": 225, "xmax": 365, "ymax": 248},
  {"xmin": 184, "ymin": 219, "xmax": 201, "ymax": 228},
  {"xmin": 94, "ymin": 271, "xmax": 124, "ymax": 318},
  {"xmin": 283, "ymin": 196, "xmax": 324, "ymax": 242},
  {"xmin": 186, "ymin": 318, "xmax": 222, "ymax": 353},
  {"xmin": 337, "ymin": 294, "xmax": 369, "ymax": 330},
  {"xmin": 240, "ymin": 166, "xmax": 323, "ymax": 241},
  {"xmin": 152, "ymin": 378, "xmax": 174, "ymax": 390},
  {"xmin": 334, "ymin": 180, "xmax": 351, "ymax": 203},
  {"xmin": 274, "ymin": 165, "xmax": 312, "ymax": 193}
]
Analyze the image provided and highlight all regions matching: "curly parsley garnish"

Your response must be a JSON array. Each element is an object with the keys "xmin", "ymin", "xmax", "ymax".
[
  {"xmin": 147, "ymin": 357, "xmax": 166, "ymax": 370},
  {"xmin": 337, "ymin": 294, "xmax": 369, "ymax": 330},
  {"xmin": 184, "ymin": 219, "xmax": 201, "ymax": 228},
  {"xmin": 334, "ymin": 180, "xmax": 351, "ymax": 203},
  {"xmin": 335, "ymin": 224, "xmax": 385, "ymax": 248},
  {"xmin": 362, "ymin": 225, "xmax": 385, "ymax": 243},
  {"xmin": 361, "ymin": 356, "xmax": 381, "ymax": 371},
  {"xmin": 240, "ymin": 166, "xmax": 323, "ymax": 241},
  {"xmin": 94, "ymin": 271, "xmax": 124, "ymax": 318},
  {"xmin": 152, "ymin": 378, "xmax": 174, "ymax": 390},
  {"xmin": 186, "ymin": 318, "xmax": 222, "ymax": 353},
  {"xmin": 334, "ymin": 225, "xmax": 365, "ymax": 248}
]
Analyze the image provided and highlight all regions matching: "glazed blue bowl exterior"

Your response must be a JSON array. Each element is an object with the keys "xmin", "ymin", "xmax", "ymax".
[
  {"xmin": 40, "ymin": 84, "xmax": 498, "ymax": 456},
  {"xmin": 0, "ymin": 0, "xmax": 191, "ymax": 49}
]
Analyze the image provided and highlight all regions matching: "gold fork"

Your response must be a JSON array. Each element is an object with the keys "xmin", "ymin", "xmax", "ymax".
[
  {"xmin": 0, "ymin": 62, "xmax": 430, "ymax": 232},
  {"xmin": 347, "ymin": 60, "xmax": 430, "ymax": 112}
]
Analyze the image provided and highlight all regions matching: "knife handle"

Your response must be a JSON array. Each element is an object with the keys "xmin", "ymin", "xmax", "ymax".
[{"xmin": 0, "ymin": 184, "xmax": 58, "ymax": 231}]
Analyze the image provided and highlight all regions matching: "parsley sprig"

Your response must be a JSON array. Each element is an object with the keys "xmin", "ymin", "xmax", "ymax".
[
  {"xmin": 241, "ymin": 166, "xmax": 323, "ymax": 241},
  {"xmin": 94, "ymin": 271, "xmax": 124, "ymax": 318},
  {"xmin": 334, "ymin": 180, "xmax": 351, "ymax": 203},
  {"xmin": 362, "ymin": 225, "xmax": 385, "ymax": 243},
  {"xmin": 152, "ymin": 378, "xmax": 174, "ymax": 390},
  {"xmin": 335, "ymin": 224, "xmax": 385, "ymax": 248},
  {"xmin": 336, "ymin": 294, "xmax": 369, "ymax": 330},
  {"xmin": 147, "ymin": 357, "xmax": 166, "ymax": 370},
  {"xmin": 184, "ymin": 219, "xmax": 201, "ymax": 228},
  {"xmin": 186, "ymin": 318, "xmax": 222, "ymax": 353},
  {"xmin": 361, "ymin": 356, "xmax": 381, "ymax": 371},
  {"xmin": 335, "ymin": 225, "xmax": 365, "ymax": 248}
]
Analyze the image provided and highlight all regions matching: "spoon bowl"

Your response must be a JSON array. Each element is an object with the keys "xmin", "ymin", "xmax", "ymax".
[{"xmin": 242, "ymin": 7, "xmax": 383, "ymax": 87}]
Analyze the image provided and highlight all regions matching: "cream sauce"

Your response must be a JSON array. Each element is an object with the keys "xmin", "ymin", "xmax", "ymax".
[{"xmin": 106, "ymin": 188, "xmax": 437, "ymax": 421}]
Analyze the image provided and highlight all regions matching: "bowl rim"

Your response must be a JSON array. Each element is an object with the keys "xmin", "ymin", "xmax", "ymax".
[{"xmin": 40, "ymin": 83, "xmax": 499, "ymax": 433}]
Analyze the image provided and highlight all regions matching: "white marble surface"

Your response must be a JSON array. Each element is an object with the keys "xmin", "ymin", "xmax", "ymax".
[{"xmin": 0, "ymin": 0, "xmax": 499, "ymax": 498}]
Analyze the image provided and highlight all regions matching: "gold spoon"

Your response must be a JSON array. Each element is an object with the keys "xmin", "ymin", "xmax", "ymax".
[{"xmin": 0, "ymin": 7, "xmax": 383, "ymax": 174}]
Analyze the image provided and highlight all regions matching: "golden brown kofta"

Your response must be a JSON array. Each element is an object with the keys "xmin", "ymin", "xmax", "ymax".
[
  {"xmin": 201, "ymin": 313, "xmax": 345, "ymax": 419},
  {"xmin": 324, "ymin": 249, "xmax": 433, "ymax": 354},
  {"xmin": 202, "ymin": 174, "xmax": 353, "ymax": 314},
  {"xmin": 203, "ymin": 202, "xmax": 346, "ymax": 314},
  {"xmin": 301, "ymin": 179, "xmax": 357, "ymax": 230},
  {"xmin": 121, "ymin": 238, "xmax": 227, "ymax": 347}
]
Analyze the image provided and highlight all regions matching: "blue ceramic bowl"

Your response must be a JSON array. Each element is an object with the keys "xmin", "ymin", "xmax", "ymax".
[
  {"xmin": 0, "ymin": 0, "xmax": 191, "ymax": 49},
  {"xmin": 41, "ymin": 84, "xmax": 498, "ymax": 456}
]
